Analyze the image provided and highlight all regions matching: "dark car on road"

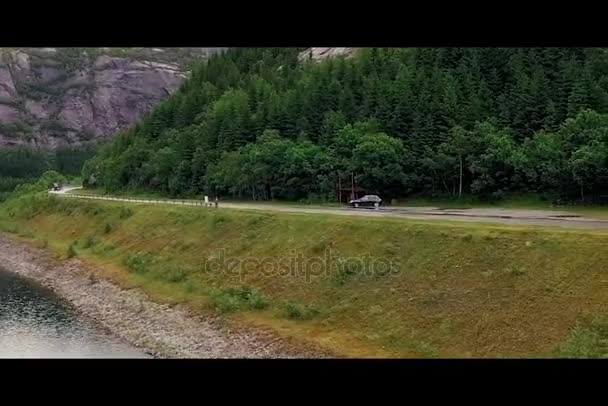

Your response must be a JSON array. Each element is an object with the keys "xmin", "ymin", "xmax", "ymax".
[{"xmin": 349, "ymin": 195, "xmax": 382, "ymax": 208}]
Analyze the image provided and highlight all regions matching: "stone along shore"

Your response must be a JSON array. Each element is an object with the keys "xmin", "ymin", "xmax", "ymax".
[{"xmin": 0, "ymin": 235, "xmax": 326, "ymax": 358}]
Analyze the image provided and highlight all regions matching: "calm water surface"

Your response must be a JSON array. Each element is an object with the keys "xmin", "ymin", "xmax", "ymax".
[{"xmin": 0, "ymin": 267, "xmax": 149, "ymax": 358}]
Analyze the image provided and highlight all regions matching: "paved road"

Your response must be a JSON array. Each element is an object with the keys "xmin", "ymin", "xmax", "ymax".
[{"xmin": 50, "ymin": 187, "xmax": 608, "ymax": 230}]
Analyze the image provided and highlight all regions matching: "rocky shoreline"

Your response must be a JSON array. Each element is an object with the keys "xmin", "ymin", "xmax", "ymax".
[{"xmin": 0, "ymin": 234, "xmax": 326, "ymax": 358}]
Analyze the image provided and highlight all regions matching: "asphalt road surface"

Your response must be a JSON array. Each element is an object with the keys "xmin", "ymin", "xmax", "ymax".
[{"xmin": 50, "ymin": 187, "xmax": 608, "ymax": 230}]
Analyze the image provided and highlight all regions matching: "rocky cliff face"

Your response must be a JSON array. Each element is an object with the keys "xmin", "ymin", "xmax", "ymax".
[
  {"xmin": 0, "ymin": 48, "xmax": 224, "ymax": 149},
  {"xmin": 298, "ymin": 47, "xmax": 359, "ymax": 62}
]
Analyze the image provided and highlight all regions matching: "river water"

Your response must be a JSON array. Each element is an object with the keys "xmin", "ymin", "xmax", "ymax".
[{"xmin": 0, "ymin": 267, "xmax": 149, "ymax": 358}]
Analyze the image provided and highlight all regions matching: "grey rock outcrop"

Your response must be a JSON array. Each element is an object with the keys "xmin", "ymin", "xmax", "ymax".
[
  {"xmin": 0, "ymin": 48, "xmax": 224, "ymax": 149},
  {"xmin": 298, "ymin": 47, "xmax": 359, "ymax": 62}
]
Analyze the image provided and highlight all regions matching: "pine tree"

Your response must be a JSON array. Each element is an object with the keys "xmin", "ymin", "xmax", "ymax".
[
  {"xmin": 568, "ymin": 78, "xmax": 589, "ymax": 117},
  {"xmin": 527, "ymin": 63, "xmax": 550, "ymax": 133},
  {"xmin": 543, "ymin": 100, "xmax": 559, "ymax": 131},
  {"xmin": 439, "ymin": 71, "xmax": 460, "ymax": 132},
  {"xmin": 558, "ymin": 56, "xmax": 579, "ymax": 118}
]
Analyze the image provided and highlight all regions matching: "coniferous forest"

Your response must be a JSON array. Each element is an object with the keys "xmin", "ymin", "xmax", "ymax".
[
  {"xmin": 82, "ymin": 48, "xmax": 608, "ymax": 203},
  {"xmin": 0, "ymin": 145, "xmax": 97, "ymax": 201}
]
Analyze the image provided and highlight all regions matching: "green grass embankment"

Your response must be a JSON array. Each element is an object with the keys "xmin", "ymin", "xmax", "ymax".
[{"xmin": 2, "ymin": 194, "xmax": 608, "ymax": 357}]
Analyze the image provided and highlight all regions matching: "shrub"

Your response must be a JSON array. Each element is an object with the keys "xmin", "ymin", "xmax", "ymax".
[
  {"xmin": 103, "ymin": 222, "xmax": 112, "ymax": 234},
  {"xmin": 212, "ymin": 293, "xmax": 242, "ymax": 312},
  {"xmin": 210, "ymin": 286, "xmax": 270, "ymax": 312},
  {"xmin": 246, "ymin": 288, "xmax": 271, "ymax": 310},
  {"xmin": 559, "ymin": 319, "xmax": 608, "ymax": 358},
  {"xmin": 283, "ymin": 302, "xmax": 320, "ymax": 320},
  {"xmin": 124, "ymin": 253, "xmax": 155, "ymax": 274}
]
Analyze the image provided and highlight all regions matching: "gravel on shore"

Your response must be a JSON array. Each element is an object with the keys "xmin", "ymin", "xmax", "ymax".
[{"xmin": 0, "ymin": 234, "xmax": 327, "ymax": 358}]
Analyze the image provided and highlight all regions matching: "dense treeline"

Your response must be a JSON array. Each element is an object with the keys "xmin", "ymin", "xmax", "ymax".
[
  {"xmin": 83, "ymin": 48, "xmax": 608, "ymax": 203},
  {"xmin": 0, "ymin": 145, "xmax": 98, "ymax": 201}
]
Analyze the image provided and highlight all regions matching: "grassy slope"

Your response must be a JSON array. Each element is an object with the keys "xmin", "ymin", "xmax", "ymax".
[{"xmin": 2, "ymin": 195, "xmax": 608, "ymax": 358}]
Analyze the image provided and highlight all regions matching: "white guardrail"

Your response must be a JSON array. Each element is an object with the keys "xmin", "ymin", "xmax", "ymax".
[{"xmin": 54, "ymin": 193, "xmax": 217, "ymax": 208}]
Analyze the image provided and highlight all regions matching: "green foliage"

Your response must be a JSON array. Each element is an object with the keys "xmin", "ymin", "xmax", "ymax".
[
  {"xmin": 83, "ymin": 48, "xmax": 608, "ymax": 203},
  {"xmin": 558, "ymin": 318, "xmax": 608, "ymax": 358},
  {"xmin": 0, "ymin": 177, "xmax": 31, "ymax": 202},
  {"xmin": 54, "ymin": 144, "xmax": 99, "ymax": 176},
  {"xmin": 0, "ymin": 144, "xmax": 98, "ymax": 201},
  {"xmin": 0, "ymin": 147, "xmax": 50, "ymax": 179},
  {"xmin": 124, "ymin": 253, "xmax": 155, "ymax": 274},
  {"xmin": 210, "ymin": 286, "xmax": 270, "ymax": 312},
  {"xmin": 283, "ymin": 302, "xmax": 321, "ymax": 320},
  {"xmin": 9, "ymin": 170, "xmax": 66, "ymax": 197}
]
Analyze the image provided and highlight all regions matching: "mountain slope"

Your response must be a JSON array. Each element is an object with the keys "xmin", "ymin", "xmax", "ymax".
[
  {"xmin": 84, "ymin": 47, "xmax": 608, "ymax": 203},
  {"xmin": 0, "ymin": 47, "xmax": 225, "ymax": 148}
]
